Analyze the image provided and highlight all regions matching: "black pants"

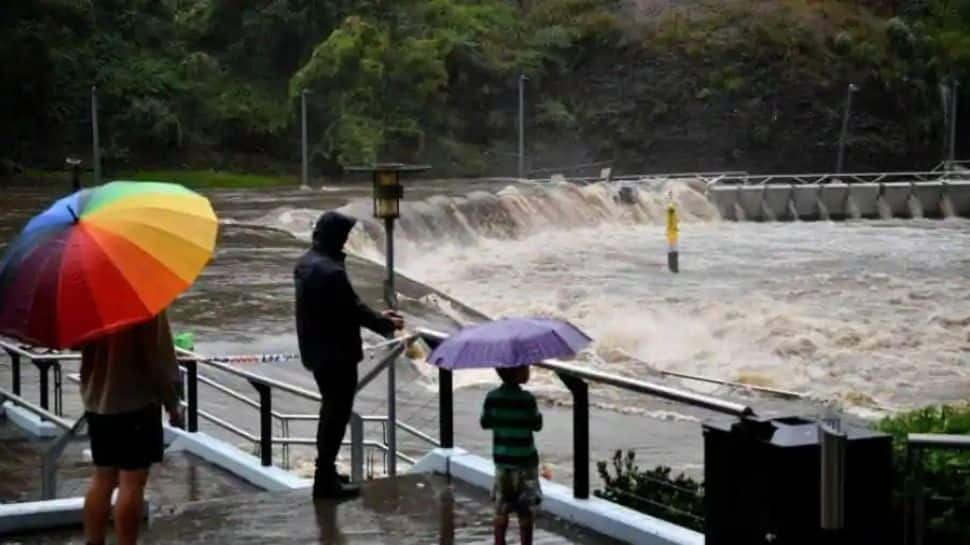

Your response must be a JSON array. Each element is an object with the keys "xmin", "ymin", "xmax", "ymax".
[{"xmin": 312, "ymin": 366, "xmax": 357, "ymax": 480}]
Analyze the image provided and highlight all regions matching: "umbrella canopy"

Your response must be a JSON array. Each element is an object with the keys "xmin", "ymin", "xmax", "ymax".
[
  {"xmin": 427, "ymin": 317, "xmax": 592, "ymax": 370},
  {"xmin": 0, "ymin": 181, "xmax": 218, "ymax": 348}
]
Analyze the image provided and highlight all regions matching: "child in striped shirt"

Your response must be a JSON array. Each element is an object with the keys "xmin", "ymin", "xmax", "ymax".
[{"xmin": 481, "ymin": 365, "xmax": 543, "ymax": 545}]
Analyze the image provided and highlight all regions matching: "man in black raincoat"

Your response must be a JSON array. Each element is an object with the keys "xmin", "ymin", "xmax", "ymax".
[{"xmin": 295, "ymin": 211, "xmax": 403, "ymax": 499}]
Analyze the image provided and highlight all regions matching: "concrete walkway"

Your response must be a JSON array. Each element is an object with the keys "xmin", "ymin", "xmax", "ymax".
[{"xmin": 9, "ymin": 474, "xmax": 620, "ymax": 544}]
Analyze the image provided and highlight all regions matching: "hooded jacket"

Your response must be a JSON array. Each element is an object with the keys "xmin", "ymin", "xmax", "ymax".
[{"xmin": 294, "ymin": 211, "xmax": 395, "ymax": 371}]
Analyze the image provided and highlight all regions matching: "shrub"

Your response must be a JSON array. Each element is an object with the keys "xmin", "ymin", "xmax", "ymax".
[
  {"xmin": 595, "ymin": 450, "xmax": 704, "ymax": 532},
  {"xmin": 877, "ymin": 404, "xmax": 970, "ymax": 544}
]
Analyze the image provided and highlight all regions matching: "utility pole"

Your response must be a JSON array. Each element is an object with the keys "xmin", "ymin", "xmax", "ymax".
[
  {"xmin": 518, "ymin": 73, "xmax": 527, "ymax": 179},
  {"xmin": 836, "ymin": 83, "xmax": 859, "ymax": 174},
  {"xmin": 949, "ymin": 79, "xmax": 959, "ymax": 166},
  {"xmin": 91, "ymin": 86, "xmax": 102, "ymax": 185},
  {"xmin": 301, "ymin": 89, "xmax": 309, "ymax": 187}
]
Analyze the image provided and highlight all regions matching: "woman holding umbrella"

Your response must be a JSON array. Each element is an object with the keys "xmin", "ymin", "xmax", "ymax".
[{"xmin": 0, "ymin": 181, "xmax": 218, "ymax": 545}]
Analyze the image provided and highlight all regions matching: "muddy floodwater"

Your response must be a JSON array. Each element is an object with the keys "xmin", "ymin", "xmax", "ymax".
[{"xmin": 2, "ymin": 177, "xmax": 969, "ymax": 476}]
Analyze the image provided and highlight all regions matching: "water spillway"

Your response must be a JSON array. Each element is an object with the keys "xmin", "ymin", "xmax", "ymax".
[{"xmin": 709, "ymin": 178, "xmax": 970, "ymax": 221}]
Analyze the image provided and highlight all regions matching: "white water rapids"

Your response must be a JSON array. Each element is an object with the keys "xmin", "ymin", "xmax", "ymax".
[{"xmin": 258, "ymin": 180, "xmax": 970, "ymax": 415}]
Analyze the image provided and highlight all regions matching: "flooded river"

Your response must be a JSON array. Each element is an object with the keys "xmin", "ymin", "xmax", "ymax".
[{"xmin": 2, "ymin": 176, "xmax": 969, "ymax": 475}]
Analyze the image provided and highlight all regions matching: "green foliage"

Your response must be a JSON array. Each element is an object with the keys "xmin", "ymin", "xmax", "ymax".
[
  {"xmin": 537, "ymin": 99, "xmax": 578, "ymax": 129},
  {"xmin": 878, "ymin": 404, "xmax": 970, "ymax": 543},
  {"xmin": 595, "ymin": 450, "xmax": 704, "ymax": 532},
  {"xmin": 4, "ymin": 0, "xmax": 970, "ymax": 174}
]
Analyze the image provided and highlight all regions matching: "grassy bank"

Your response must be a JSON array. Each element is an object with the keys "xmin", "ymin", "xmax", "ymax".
[
  {"xmin": 121, "ymin": 170, "xmax": 297, "ymax": 189},
  {"xmin": 20, "ymin": 169, "xmax": 297, "ymax": 190}
]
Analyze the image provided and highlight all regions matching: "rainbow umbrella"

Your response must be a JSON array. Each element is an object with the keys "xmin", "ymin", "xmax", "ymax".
[{"xmin": 0, "ymin": 181, "xmax": 218, "ymax": 348}]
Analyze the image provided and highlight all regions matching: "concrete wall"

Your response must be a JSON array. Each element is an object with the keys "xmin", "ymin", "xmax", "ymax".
[
  {"xmin": 819, "ymin": 183, "xmax": 850, "ymax": 219},
  {"xmin": 792, "ymin": 185, "xmax": 821, "ymax": 220},
  {"xmin": 848, "ymin": 183, "xmax": 880, "ymax": 219},
  {"xmin": 944, "ymin": 180, "xmax": 970, "ymax": 216},
  {"xmin": 738, "ymin": 187, "xmax": 765, "ymax": 221},
  {"xmin": 880, "ymin": 182, "xmax": 912, "ymax": 218},
  {"xmin": 912, "ymin": 182, "xmax": 944, "ymax": 217},
  {"xmin": 709, "ymin": 186, "xmax": 739, "ymax": 220},
  {"xmin": 763, "ymin": 185, "xmax": 793, "ymax": 221}
]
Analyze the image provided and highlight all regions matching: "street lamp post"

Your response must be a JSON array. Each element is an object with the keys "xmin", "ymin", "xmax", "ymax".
[
  {"xmin": 66, "ymin": 158, "xmax": 82, "ymax": 192},
  {"xmin": 836, "ymin": 83, "xmax": 859, "ymax": 174},
  {"xmin": 345, "ymin": 162, "xmax": 430, "ymax": 477}
]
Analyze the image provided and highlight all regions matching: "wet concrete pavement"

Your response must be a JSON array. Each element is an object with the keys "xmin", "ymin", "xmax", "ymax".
[
  {"xmin": 0, "ymin": 417, "xmax": 258, "ymax": 504},
  {"xmin": 9, "ymin": 474, "xmax": 621, "ymax": 545}
]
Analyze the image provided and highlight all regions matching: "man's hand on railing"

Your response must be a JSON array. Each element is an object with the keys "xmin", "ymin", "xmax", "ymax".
[{"xmin": 383, "ymin": 310, "xmax": 404, "ymax": 330}]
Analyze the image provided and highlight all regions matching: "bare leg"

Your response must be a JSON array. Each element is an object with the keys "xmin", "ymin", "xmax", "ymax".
[
  {"xmin": 84, "ymin": 467, "xmax": 118, "ymax": 545},
  {"xmin": 114, "ymin": 468, "xmax": 149, "ymax": 545},
  {"xmin": 518, "ymin": 512, "xmax": 534, "ymax": 545},
  {"xmin": 494, "ymin": 512, "xmax": 509, "ymax": 545}
]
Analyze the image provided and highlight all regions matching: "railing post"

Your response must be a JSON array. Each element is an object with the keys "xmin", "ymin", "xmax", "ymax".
[
  {"xmin": 52, "ymin": 361, "xmax": 62, "ymax": 417},
  {"xmin": 350, "ymin": 412, "xmax": 364, "ymax": 482},
  {"xmin": 249, "ymin": 381, "xmax": 273, "ymax": 466},
  {"xmin": 35, "ymin": 360, "xmax": 51, "ymax": 410},
  {"xmin": 387, "ymin": 354, "xmax": 397, "ymax": 476},
  {"xmin": 904, "ymin": 444, "xmax": 914, "ymax": 545},
  {"xmin": 912, "ymin": 448, "xmax": 926, "ymax": 545},
  {"xmin": 557, "ymin": 372, "xmax": 589, "ymax": 499},
  {"xmin": 820, "ymin": 423, "xmax": 846, "ymax": 542},
  {"xmin": 184, "ymin": 360, "xmax": 198, "ymax": 432},
  {"xmin": 439, "ymin": 368, "xmax": 453, "ymax": 449},
  {"xmin": 5, "ymin": 350, "xmax": 20, "ymax": 396}
]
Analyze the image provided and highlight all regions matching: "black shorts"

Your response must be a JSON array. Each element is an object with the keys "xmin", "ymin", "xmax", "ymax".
[{"xmin": 87, "ymin": 405, "xmax": 164, "ymax": 470}]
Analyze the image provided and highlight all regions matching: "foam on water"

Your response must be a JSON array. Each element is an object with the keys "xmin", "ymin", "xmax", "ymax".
[{"xmin": 253, "ymin": 180, "xmax": 970, "ymax": 413}]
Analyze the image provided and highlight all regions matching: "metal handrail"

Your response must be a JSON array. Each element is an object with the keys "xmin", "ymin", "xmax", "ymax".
[
  {"xmin": 0, "ymin": 341, "xmax": 80, "ymax": 362},
  {"xmin": 908, "ymin": 433, "xmax": 970, "ymax": 450},
  {"xmin": 0, "ymin": 386, "xmax": 73, "ymax": 430},
  {"xmin": 415, "ymin": 326, "xmax": 754, "ymax": 501},
  {"xmin": 709, "ymin": 170, "xmax": 964, "ymax": 187},
  {"xmin": 536, "ymin": 359, "xmax": 753, "ymax": 417},
  {"xmin": 5, "ymin": 337, "xmax": 419, "ymax": 476},
  {"xmin": 415, "ymin": 327, "xmax": 752, "ymax": 417}
]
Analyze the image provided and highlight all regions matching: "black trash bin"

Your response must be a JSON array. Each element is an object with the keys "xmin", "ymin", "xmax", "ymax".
[{"xmin": 704, "ymin": 415, "xmax": 893, "ymax": 545}]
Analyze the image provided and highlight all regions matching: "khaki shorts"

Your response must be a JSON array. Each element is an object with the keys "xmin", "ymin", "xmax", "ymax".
[{"xmin": 493, "ymin": 465, "xmax": 542, "ymax": 516}]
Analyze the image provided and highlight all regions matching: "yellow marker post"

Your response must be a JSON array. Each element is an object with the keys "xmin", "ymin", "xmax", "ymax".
[{"xmin": 666, "ymin": 200, "xmax": 679, "ymax": 273}]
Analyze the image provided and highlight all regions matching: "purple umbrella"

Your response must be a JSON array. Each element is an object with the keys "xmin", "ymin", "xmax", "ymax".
[{"xmin": 427, "ymin": 317, "xmax": 592, "ymax": 370}]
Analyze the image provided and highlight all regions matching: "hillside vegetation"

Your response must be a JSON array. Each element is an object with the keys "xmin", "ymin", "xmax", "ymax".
[{"xmin": 3, "ymin": 0, "xmax": 970, "ymax": 177}]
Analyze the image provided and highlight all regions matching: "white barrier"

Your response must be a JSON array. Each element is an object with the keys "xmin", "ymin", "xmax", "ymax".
[
  {"xmin": 819, "ymin": 183, "xmax": 850, "ymax": 219},
  {"xmin": 847, "ymin": 183, "xmax": 880, "ymax": 218},
  {"xmin": 1, "ymin": 401, "xmax": 60, "ymax": 438},
  {"xmin": 880, "ymin": 182, "xmax": 912, "ymax": 217},
  {"xmin": 944, "ymin": 180, "xmax": 970, "ymax": 216},
  {"xmin": 912, "ymin": 182, "xmax": 944, "ymax": 217},
  {"xmin": 792, "ymin": 185, "xmax": 821, "ymax": 220},
  {"xmin": 763, "ymin": 185, "xmax": 793, "ymax": 220}
]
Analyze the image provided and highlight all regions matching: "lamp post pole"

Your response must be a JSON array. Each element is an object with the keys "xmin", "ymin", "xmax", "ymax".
[
  {"xmin": 346, "ymin": 162, "xmax": 430, "ymax": 478},
  {"xmin": 836, "ymin": 83, "xmax": 858, "ymax": 174}
]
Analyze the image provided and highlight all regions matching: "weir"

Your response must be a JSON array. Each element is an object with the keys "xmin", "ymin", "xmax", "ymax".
[{"xmin": 703, "ymin": 171, "xmax": 970, "ymax": 221}]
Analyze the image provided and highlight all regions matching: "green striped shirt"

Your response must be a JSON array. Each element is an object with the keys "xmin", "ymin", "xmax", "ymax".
[{"xmin": 480, "ymin": 383, "xmax": 543, "ymax": 468}]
